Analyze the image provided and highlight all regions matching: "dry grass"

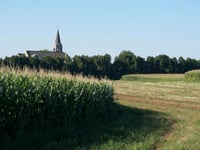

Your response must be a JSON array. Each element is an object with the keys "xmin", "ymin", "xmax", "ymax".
[
  {"xmin": 114, "ymin": 74, "xmax": 200, "ymax": 149},
  {"xmin": 122, "ymin": 74, "xmax": 184, "ymax": 82},
  {"xmin": 124, "ymin": 74, "xmax": 184, "ymax": 78},
  {"xmin": 0, "ymin": 67, "xmax": 111, "ymax": 83}
]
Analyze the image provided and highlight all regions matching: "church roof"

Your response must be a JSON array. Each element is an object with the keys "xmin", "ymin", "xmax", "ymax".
[
  {"xmin": 22, "ymin": 30, "xmax": 65, "ymax": 59},
  {"xmin": 54, "ymin": 29, "xmax": 63, "ymax": 52},
  {"xmin": 25, "ymin": 50, "xmax": 66, "ymax": 59},
  {"xmin": 55, "ymin": 30, "xmax": 61, "ymax": 44}
]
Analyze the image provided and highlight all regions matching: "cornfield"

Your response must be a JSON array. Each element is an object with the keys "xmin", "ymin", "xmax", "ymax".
[
  {"xmin": 0, "ymin": 70, "xmax": 114, "ymax": 136},
  {"xmin": 185, "ymin": 70, "xmax": 200, "ymax": 82}
]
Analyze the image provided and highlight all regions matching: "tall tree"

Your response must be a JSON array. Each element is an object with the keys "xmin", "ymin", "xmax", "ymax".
[
  {"xmin": 155, "ymin": 55, "xmax": 171, "ymax": 73},
  {"xmin": 178, "ymin": 56, "xmax": 185, "ymax": 73},
  {"xmin": 146, "ymin": 56, "xmax": 155, "ymax": 73},
  {"xmin": 113, "ymin": 50, "xmax": 136, "ymax": 79},
  {"xmin": 135, "ymin": 56, "xmax": 146, "ymax": 73}
]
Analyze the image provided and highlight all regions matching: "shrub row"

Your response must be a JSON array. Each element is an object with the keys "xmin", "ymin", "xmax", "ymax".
[
  {"xmin": 185, "ymin": 70, "xmax": 200, "ymax": 82},
  {"xmin": 0, "ymin": 71, "xmax": 114, "ymax": 136}
]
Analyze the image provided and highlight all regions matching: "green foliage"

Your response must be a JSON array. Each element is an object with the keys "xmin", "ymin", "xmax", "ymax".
[
  {"xmin": 185, "ymin": 70, "xmax": 200, "ymax": 82},
  {"xmin": 113, "ymin": 50, "xmax": 136, "ymax": 79},
  {"xmin": 0, "ymin": 71, "xmax": 114, "ymax": 137},
  {"xmin": 2, "ymin": 51, "xmax": 200, "ymax": 80}
]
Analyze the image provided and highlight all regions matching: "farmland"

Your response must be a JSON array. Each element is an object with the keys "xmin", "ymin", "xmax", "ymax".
[
  {"xmin": 1, "ymin": 72, "xmax": 200, "ymax": 150},
  {"xmin": 114, "ymin": 74, "xmax": 200, "ymax": 149},
  {"xmin": 0, "ymin": 69, "xmax": 114, "ymax": 150}
]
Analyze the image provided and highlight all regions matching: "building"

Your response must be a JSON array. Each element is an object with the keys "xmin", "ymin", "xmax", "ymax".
[
  {"xmin": 23, "ymin": 30, "xmax": 66, "ymax": 59},
  {"xmin": 53, "ymin": 30, "xmax": 63, "ymax": 52}
]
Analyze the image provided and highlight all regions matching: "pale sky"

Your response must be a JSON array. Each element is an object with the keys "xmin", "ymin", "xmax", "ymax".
[{"xmin": 1, "ymin": 0, "xmax": 200, "ymax": 59}]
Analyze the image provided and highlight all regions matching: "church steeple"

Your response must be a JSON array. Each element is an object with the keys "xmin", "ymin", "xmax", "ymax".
[{"xmin": 53, "ymin": 30, "xmax": 63, "ymax": 52}]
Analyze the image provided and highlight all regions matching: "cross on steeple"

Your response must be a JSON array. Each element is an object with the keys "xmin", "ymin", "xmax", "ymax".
[{"xmin": 53, "ymin": 30, "xmax": 63, "ymax": 52}]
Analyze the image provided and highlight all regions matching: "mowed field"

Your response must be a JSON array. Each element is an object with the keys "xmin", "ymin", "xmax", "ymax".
[{"xmin": 114, "ymin": 74, "xmax": 200, "ymax": 150}]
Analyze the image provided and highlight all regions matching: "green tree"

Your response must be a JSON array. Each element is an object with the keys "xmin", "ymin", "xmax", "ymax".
[
  {"xmin": 155, "ymin": 55, "xmax": 171, "ymax": 73},
  {"xmin": 178, "ymin": 57, "xmax": 185, "ymax": 73},
  {"xmin": 135, "ymin": 56, "xmax": 146, "ymax": 73},
  {"xmin": 185, "ymin": 57, "xmax": 199, "ymax": 72},
  {"xmin": 146, "ymin": 56, "xmax": 155, "ymax": 73},
  {"xmin": 169, "ymin": 57, "xmax": 179, "ymax": 73},
  {"xmin": 93, "ymin": 54, "xmax": 112, "ymax": 78},
  {"xmin": 113, "ymin": 50, "xmax": 136, "ymax": 79}
]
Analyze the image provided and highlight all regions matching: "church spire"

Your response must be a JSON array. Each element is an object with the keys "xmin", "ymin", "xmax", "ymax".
[{"xmin": 53, "ymin": 30, "xmax": 63, "ymax": 52}]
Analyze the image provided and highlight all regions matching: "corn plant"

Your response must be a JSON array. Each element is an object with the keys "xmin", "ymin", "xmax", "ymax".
[
  {"xmin": 185, "ymin": 70, "xmax": 200, "ymax": 82},
  {"xmin": 0, "ymin": 71, "xmax": 114, "ymax": 136}
]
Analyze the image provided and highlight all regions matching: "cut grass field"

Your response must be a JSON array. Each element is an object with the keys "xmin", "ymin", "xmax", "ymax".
[
  {"xmin": 122, "ymin": 74, "xmax": 185, "ymax": 82},
  {"xmin": 114, "ymin": 74, "xmax": 200, "ymax": 149}
]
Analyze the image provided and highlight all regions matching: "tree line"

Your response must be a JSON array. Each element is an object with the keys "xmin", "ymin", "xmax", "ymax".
[{"xmin": 1, "ymin": 50, "xmax": 200, "ymax": 79}]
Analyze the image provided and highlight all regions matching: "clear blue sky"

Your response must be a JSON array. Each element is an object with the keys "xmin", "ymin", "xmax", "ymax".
[{"xmin": 1, "ymin": 0, "xmax": 200, "ymax": 59}]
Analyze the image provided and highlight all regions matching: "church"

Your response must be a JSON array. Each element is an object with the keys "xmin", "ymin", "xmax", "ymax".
[{"xmin": 23, "ymin": 30, "xmax": 66, "ymax": 59}]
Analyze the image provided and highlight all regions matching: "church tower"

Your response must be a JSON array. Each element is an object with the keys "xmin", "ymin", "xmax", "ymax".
[{"xmin": 53, "ymin": 30, "xmax": 63, "ymax": 52}]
